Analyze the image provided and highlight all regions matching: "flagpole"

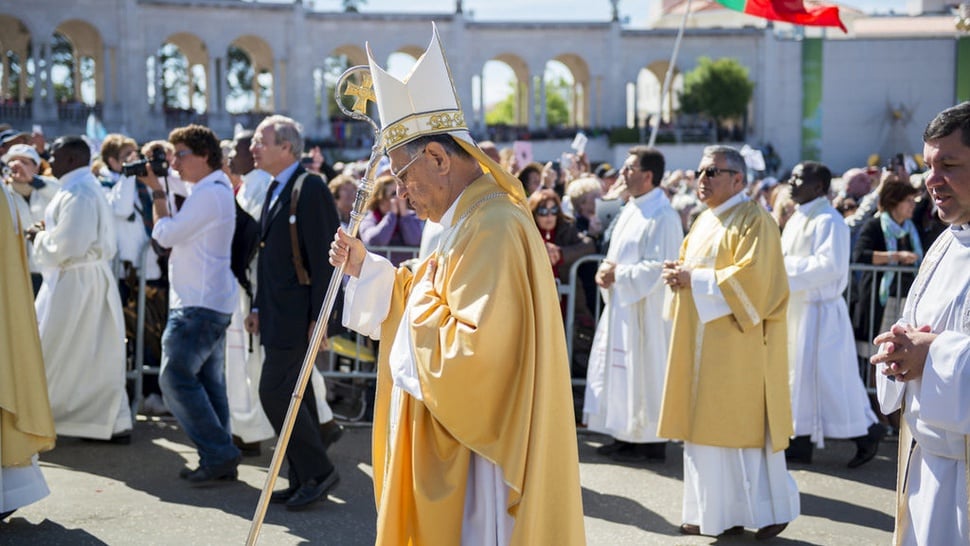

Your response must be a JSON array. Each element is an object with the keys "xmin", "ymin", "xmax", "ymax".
[{"xmin": 649, "ymin": 0, "xmax": 692, "ymax": 147}]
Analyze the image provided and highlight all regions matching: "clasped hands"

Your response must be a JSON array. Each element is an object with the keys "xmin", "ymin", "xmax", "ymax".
[
  {"xmin": 661, "ymin": 260, "xmax": 691, "ymax": 291},
  {"xmin": 870, "ymin": 322, "xmax": 937, "ymax": 382}
]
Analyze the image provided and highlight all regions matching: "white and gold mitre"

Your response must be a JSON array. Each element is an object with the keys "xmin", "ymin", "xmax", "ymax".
[{"xmin": 367, "ymin": 23, "xmax": 468, "ymax": 152}]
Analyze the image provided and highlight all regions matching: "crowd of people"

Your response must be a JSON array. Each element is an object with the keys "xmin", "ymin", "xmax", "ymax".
[{"xmin": 2, "ymin": 24, "xmax": 970, "ymax": 544}]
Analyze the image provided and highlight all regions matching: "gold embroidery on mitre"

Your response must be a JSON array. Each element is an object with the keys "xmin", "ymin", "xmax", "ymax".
[
  {"xmin": 380, "ymin": 110, "xmax": 469, "ymax": 150},
  {"xmin": 384, "ymin": 124, "xmax": 410, "ymax": 147},
  {"xmin": 428, "ymin": 112, "xmax": 465, "ymax": 130}
]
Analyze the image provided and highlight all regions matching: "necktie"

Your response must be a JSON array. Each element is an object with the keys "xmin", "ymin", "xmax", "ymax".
[{"xmin": 261, "ymin": 179, "xmax": 280, "ymax": 232}]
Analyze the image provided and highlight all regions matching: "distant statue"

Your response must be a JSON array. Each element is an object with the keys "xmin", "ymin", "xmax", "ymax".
[
  {"xmin": 611, "ymin": 0, "xmax": 619, "ymax": 21},
  {"xmin": 456, "ymin": 0, "xmax": 463, "ymax": 14}
]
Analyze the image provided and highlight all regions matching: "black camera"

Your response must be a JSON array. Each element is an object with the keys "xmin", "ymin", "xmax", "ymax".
[{"xmin": 122, "ymin": 147, "xmax": 169, "ymax": 177}]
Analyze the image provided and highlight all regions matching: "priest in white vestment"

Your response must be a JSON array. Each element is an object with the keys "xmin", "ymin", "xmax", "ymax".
[
  {"xmin": 583, "ymin": 146, "xmax": 683, "ymax": 463},
  {"xmin": 0, "ymin": 184, "xmax": 55, "ymax": 521},
  {"xmin": 781, "ymin": 161, "xmax": 882, "ymax": 468},
  {"xmin": 872, "ymin": 101, "xmax": 970, "ymax": 545},
  {"xmin": 660, "ymin": 146, "xmax": 799, "ymax": 539},
  {"xmin": 31, "ymin": 136, "xmax": 132, "ymax": 441}
]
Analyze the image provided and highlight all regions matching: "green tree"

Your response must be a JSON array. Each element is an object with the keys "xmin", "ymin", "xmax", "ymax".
[
  {"xmin": 226, "ymin": 45, "xmax": 255, "ymax": 112},
  {"xmin": 343, "ymin": 0, "xmax": 366, "ymax": 12},
  {"xmin": 485, "ymin": 77, "xmax": 571, "ymax": 126},
  {"xmin": 678, "ymin": 57, "xmax": 753, "ymax": 125},
  {"xmin": 51, "ymin": 33, "xmax": 75, "ymax": 102}
]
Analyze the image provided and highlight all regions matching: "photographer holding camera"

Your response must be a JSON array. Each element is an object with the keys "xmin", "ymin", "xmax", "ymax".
[
  {"xmin": 106, "ymin": 140, "xmax": 186, "ymax": 296},
  {"xmin": 138, "ymin": 124, "xmax": 241, "ymax": 485}
]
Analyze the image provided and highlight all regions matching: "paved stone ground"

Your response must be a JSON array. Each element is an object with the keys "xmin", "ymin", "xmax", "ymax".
[{"xmin": 1, "ymin": 416, "xmax": 896, "ymax": 545}]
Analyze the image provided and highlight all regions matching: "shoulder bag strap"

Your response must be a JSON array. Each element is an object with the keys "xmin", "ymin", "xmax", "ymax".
[{"xmin": 289, "ymin": 172, "xmax": 311, "ymax": 286}]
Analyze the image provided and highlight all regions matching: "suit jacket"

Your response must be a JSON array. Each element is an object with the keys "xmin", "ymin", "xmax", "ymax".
[{"xmin": 255, "ymin": 166, "xmax": 340, "ymax": 349}]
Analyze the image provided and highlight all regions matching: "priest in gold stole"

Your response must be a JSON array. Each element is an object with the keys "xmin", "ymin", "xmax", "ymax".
[
  {"xmin": 0, "ymin": 184, "xmax": 55, "ymax": 520},
  {"xmin": 659, "ymin": 145, "xmax": 800, "ymax": 540},
  {"xmin": 329, "ymin": 24, "xmax": 585, "ymax": 546}
]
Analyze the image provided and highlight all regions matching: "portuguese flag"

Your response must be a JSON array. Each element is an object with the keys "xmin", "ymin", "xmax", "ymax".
[{"xmin": 714, "ymin": 0, "xmax": 847, "ymax": 32}]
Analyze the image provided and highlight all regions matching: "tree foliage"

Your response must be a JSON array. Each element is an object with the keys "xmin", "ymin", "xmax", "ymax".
[
  {"xmin": 226, "ymin": 45, "xmax": 255, "ymax": 109},
  {"xmin": 486, "ymin": 77, "xmax": 571, "ymax": 126},
  {"xmin": 678, "ymin": 57, "xmax": 753, "ymax": 123},
  {"xmin": 342, "ymin": 0, "xmax": 366, "ymax": 12}
]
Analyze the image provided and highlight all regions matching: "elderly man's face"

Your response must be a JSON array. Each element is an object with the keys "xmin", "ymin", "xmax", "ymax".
[
  {"xmin": 924, "ymin": 131, "xmax": 970, "ymax": 226},
  {"xmin": 388, "ymin": 144, "xmax": 448, "ymax": 222}
]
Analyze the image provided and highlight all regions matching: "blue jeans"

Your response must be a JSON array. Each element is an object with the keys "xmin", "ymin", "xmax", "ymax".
[{"xmin": 159, "ymin": 306, "xmax": 239, "ymax": 468}]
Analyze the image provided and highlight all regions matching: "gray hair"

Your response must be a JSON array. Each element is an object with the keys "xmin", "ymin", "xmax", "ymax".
[
  {"xmin": 402, "ymin": 133, "xmax": 471, "ymax": 160},
  {"xmin": 260, "ymin": 114, "xmax": 304, "ymax": 159},
  {"xmin": 702, "ymin": 145, "xmax": 746, "ymax": 174}
]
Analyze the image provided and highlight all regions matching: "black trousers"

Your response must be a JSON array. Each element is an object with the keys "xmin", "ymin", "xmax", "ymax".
[{"xmin": 260, "ymin": 346, "xmax": 334, "ymax": 485}]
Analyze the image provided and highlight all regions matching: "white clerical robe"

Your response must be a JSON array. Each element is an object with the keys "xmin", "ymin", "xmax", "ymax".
[
  {"xmin": 782, "ymin": 196, "xmax": 877, "ymax": 445},
  {"xmin": 680, "ymin": 193, "xmax": 799, "ymax": 535},
  {"xmin": 583, "ymin": 187, "xmax": 683, "ymax": 442},
  {"xmin": 343, "ymin": 193, "xmax": 514, "ymax": 546},
  {"xmin": 877, "ymin": 226, "xmax": 970, "ymax": 545},
  {"xmin": 0, "ymin": 433, "xmax": 48, "ymax": 515},
  {"xmin": 223, "ymin": 168, "xmax": 332, "ymax": 442},
  {"xmin": 33, "ymin": 167, "xmax": 131, "ymax": 439}
]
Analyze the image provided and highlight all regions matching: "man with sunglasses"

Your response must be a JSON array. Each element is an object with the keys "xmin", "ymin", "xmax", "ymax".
[
  {"xmin": 583, "ymin": 146, "xmax": 683, "ymax": 464},
  {"xmin": 329, "ymin": 26, "xmax": 584, "ymax": 545},
  {"xmin": 659, "ymin": 145, "xmax": 799, "ymax": 539}
]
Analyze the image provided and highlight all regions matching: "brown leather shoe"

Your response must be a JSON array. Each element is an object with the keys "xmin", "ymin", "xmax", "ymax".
[
  {"xmin": 755, "ymin": 522, "xmax": 788, "ymax": 540},
  {"xmin": 679, "ymin": 523, "xmax": 700, "ymax": 535}
]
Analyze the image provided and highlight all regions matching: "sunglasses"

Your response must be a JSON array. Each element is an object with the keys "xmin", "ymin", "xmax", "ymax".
[
  {"xmin": 536, "ymin": 206, "xmax": 560, "ymax": 216},
  {"xmin": 700, "ymin": 166, "xmax": 739, "ymax": 178}
]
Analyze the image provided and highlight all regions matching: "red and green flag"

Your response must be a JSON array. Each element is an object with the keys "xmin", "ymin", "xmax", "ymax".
[{"xmin": 714, "ymin": 0, "xmax": 847, "ymax": 33}]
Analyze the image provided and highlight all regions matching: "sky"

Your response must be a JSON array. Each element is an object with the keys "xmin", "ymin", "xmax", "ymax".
[{"xmin": 304, "ymin": 0, "xmax": 911, "ymax": 27}]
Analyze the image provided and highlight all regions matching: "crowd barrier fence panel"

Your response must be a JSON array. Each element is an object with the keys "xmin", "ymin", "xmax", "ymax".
[{"xmin": 124, "ymin": 243, "xmax": 912, "ymax": 420}]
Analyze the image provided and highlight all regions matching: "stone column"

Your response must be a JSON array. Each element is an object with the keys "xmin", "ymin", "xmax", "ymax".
[
  {"xmin": 539, "ymin": 75, "xmax": 547, "ymax": 128},
  {"xmin": 44, "ymin": 42, "xmax": 55, "ymax": 104},
  {"xmin": 477, "ymin": 72, "xmax": 485, "ymax": 129},
  {"xmin": 73, "ymin": 55, "xmax": 82, "ymax": 101},
  {"xmin": 101, "ymin": 45, "xmax": 112, "ymax": 106},
  {"xmin": 154, "ymin": 53, "xmax": 162, "ymax": 112},
  {"xmin": 30, "ymin": 41, "xmax": 42, "ymax": 120},
  {"xmin": 1, "ymin": 53, "xmax": 8, "ymax": 100}
]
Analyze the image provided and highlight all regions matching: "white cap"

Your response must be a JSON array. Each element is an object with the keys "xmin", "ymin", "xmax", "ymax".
[
  {"xmin": 367, "ymin": 23, "xmax": 469, "ymax": 152},
  {"xmin": 2, "ymin": 143, "xmax": 41, "ymax": 166}
]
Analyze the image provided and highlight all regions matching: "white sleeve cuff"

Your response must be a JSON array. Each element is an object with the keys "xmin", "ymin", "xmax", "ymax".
[
  {"xmin": 342, "ymin": 252, "xmax": 395, "ymax": 339},
  {"xmin": 690, "ymin": 268, "xmax": 731, "ymax": 324}
]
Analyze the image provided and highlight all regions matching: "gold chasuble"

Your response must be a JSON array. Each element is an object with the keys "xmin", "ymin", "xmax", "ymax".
[
  {"xmin": 370, "ymin": 172, "xmax": 586, "ymax": 545},
  {"xmin": 0, "ymin": 190, "xmax": 56, "ymax": 467},
  {"xmin": 658, "ymin": 199, "xmax": 792, "ymax": 451}
]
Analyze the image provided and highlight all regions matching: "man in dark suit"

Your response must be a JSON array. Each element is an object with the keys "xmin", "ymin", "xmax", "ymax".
[{"xmin": 244, "ymin": 115, "xmax": 340, "ymax": 511}]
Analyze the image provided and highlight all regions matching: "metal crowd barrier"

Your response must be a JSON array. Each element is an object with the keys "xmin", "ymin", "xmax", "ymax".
[
  {"xmin": 123, "ymin": 238, "xmax": 913, "ymax": 420},
  {"xmin": 125, "ymin": 240, "xmax": 155, "ymax": 420},
  {"xmin": 845, "ymin": 262, "xmax": 919, "ymax": 391}
]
